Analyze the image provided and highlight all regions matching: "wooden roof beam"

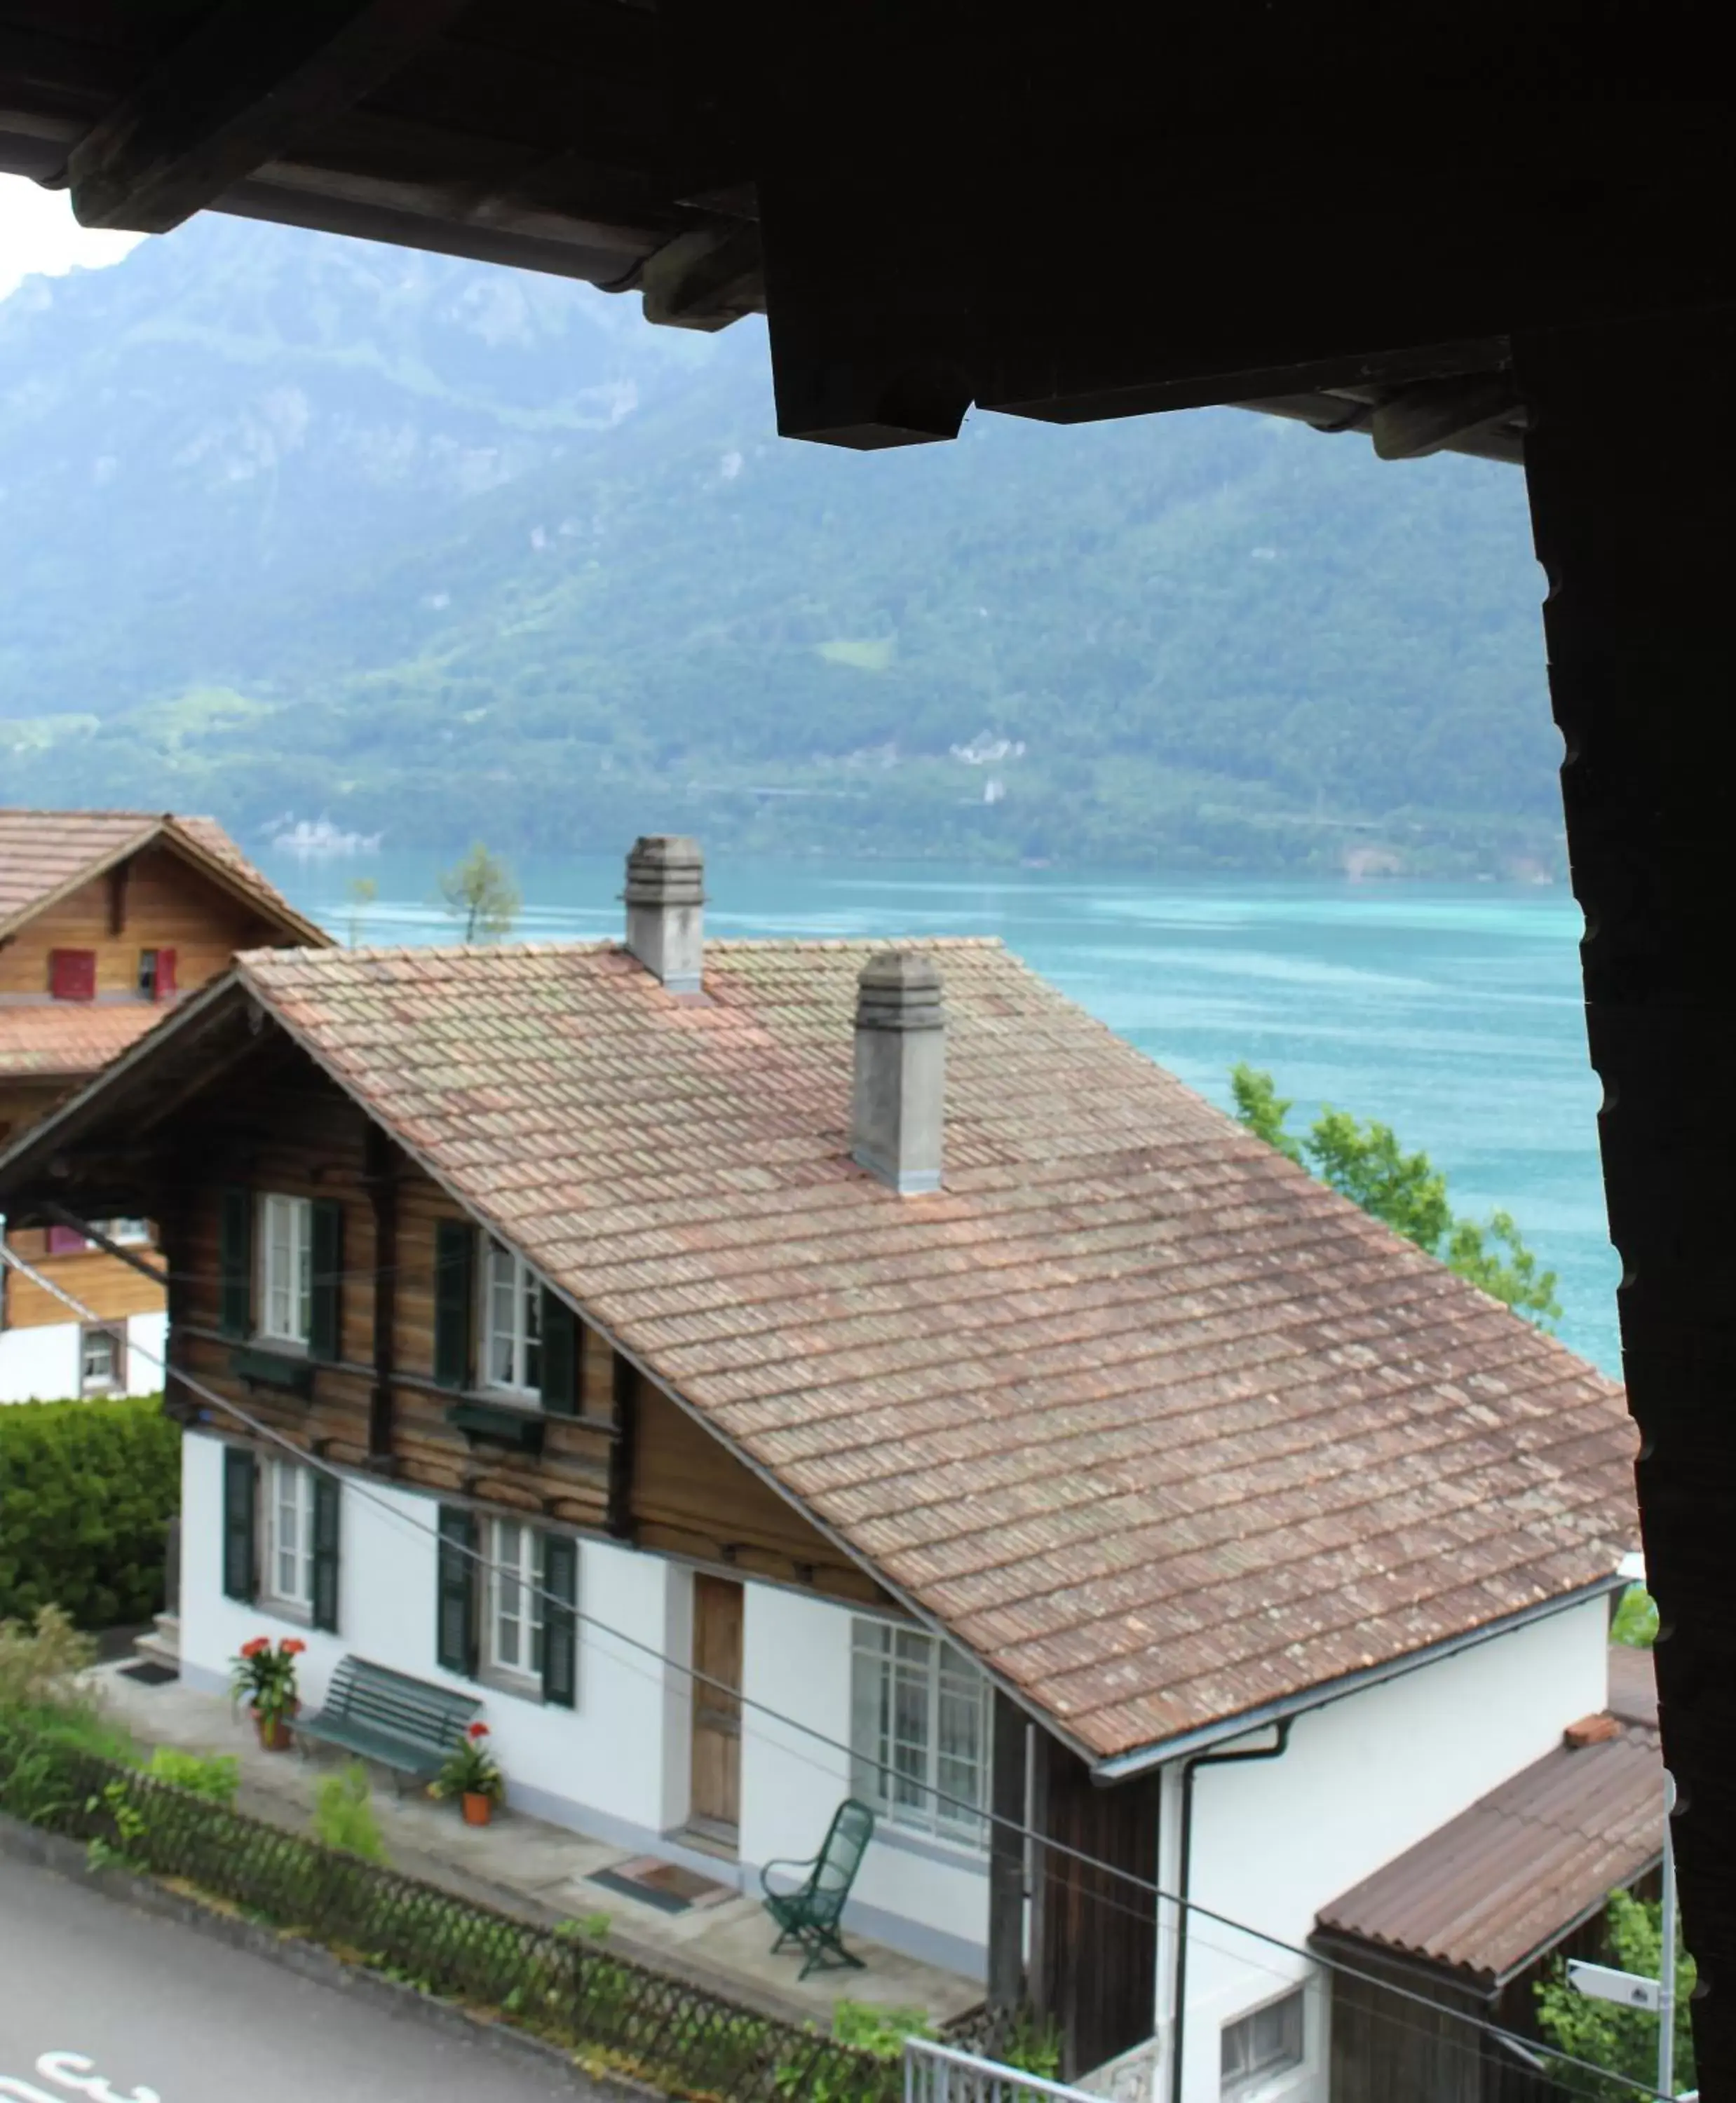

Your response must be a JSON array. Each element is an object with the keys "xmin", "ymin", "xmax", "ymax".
[
  {"xmin": 1369, "ymin": 372, "xmax": 1524, "ymax": 461},
  {"xmin": 56, "ymin": 0, "xmax": 475, "ymax": 236}
]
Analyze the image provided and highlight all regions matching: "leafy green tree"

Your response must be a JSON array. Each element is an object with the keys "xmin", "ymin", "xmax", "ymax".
[
  {"xmin": 1611, "ymin": 1586, "xmax": 1658, "ymax": 1647},
  {"xmin": 1228, "ymin": 1066, "xmax": 1304, "ymax": 1166},
  {"xmin": 438, "ymin": 843, "xmax": 520, "ymax": 942},
  {"xmin": 1230, "ymin": 1064, "xmax": 1561, "ymax": 1325},
  {"xmin": 1535, "ymin": 1888, "xmax": 1694, "ymax": 2100}
]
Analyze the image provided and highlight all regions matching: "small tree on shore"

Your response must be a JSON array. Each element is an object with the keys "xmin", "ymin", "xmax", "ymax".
[
  {"xmin": 438, "ymin": 843, "xmax": 520, "ymax": 943},
  {"xmin": 1230, "ymin": 1064, "xmax": 1561, "ymax": 1325},
  {"xmin": 346, "ymin": 874, "xmax": 378, "ymax": 948}
]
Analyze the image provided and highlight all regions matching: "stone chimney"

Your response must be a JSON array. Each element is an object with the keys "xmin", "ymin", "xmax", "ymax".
[
  {"xmin": 623, "ymin": 836, "xmax": 705, "ymax": 993},
  {"xmin": 851, "ymin": 951, "xmax": 946, "ymax": 1194}
]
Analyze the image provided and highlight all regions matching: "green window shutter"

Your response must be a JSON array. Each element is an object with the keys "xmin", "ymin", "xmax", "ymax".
[
  {"xmin": 433, "ymin": 1220, "xmax": 473, "ymax": 1389},
  {"xmin": 308, "ymin": 1199, "xmax": 343, "ymax": 1363},
  {"xmin": 540, "ymin": 1289, "xmax": 578, "ymax": 1416},
  {"xmin": 218, "ymin": 1186, "xmax": 252, "ymax": 1339},
  {"xmin": 311, "ymin": 1472, "xmax": 341, "ymax": 1633},
  {"xmin": 436, "ymin": 1504, "xmax": 478, "ymax": 1676},
  {"xmin": 541, "ymin": 1534, "xmax": 578, "ymax": 1710},
  {"xmin": 222, "ymin": 1445, "xmax": 257, "ymax": 1602}
]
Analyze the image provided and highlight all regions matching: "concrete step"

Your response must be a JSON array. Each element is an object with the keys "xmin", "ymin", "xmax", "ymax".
[{"xmin": 133, "ymin": 1613, "xmax": 180, "ymax": 1670}]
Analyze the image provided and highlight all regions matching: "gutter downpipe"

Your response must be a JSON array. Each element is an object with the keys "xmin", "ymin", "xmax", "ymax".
[{"xmin": 1169, "ymin": 1720, "xmax": 1293, "ymax": 2103}]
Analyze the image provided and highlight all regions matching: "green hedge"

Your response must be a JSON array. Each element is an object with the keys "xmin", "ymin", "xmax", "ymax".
[{"xmin": 0, "ymin": 1395, "xmax": 179, "ymax": 1628}]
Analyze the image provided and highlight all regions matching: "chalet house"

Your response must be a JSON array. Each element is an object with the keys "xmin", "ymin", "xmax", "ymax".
[
  {"xmin": 0, "ymin": 838, "xmax": 1641, "ymax": 2100},
  {"xmin": 0, "ymin": 809, "xmax": 326, "ymax": 1403}
]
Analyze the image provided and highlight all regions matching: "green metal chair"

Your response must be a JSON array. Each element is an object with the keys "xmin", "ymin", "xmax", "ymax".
[{"xmin": 760, "ymin": 1797, "xmax": 876, "ymax": 1979}]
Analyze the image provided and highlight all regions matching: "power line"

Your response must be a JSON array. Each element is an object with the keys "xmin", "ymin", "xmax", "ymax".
[{"xmin": 0, "ymin": 1239, "xmax": 1676, "ymax": 2102}]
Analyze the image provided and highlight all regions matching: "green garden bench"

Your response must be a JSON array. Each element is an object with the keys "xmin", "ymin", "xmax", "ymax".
[
  {"xmin": 760, "ymin": 1797, "xmax": 876, "ymax": 1979},
  {"xmin": 295, "ymin": 1655, "xmax": 480, "ymax": 1792}
]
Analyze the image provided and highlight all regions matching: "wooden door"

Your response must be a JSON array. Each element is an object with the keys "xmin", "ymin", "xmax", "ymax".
[{"xmin": 690, "ymin": 1574, "xmax": 744, "ymax": 1845}]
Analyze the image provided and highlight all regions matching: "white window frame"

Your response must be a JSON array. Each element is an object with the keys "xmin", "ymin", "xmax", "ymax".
[
  {"xmin": 79, "ymin": 1323, "xmax": 125, "ymax": 1395},
  {"xmin": 478, "ymin": 1236, "xmax": 543, "ymax": 1397},
  {"xmin": 850, "ymin": 1619, "xmax": 991, "ymax": 1849},
  {"xmin": 261, "ymin": 1457, "xmax": 316, "ymax": 1616},
  {"xmin": 484, "ymin": 1518, "xmax": 545, "ymax": 1687},
  {"xmin": 1220, "ymin": 1987, "xmax": 1306, "ymax": 2097},
  {"xmin": 258, "ymin": 1194, "xmax": 313, "ymax": 1348}
]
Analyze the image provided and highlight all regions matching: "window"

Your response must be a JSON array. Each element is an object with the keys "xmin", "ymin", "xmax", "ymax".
[
  {"xmin": 259, "ymin": 1195, "xmax": 313, "ymax": 1346},
  {"xmin": 850, "ymin": 1619, "xmax": 991, "ymax": 1846},
  {"xmin": 480, "ymin": 1237, "xmax": 542, "ymax": 1394},
  {"xmin": 107, "ymin": 1219, "xmax": 151, "ymax": 1246},
  {"xmin": 262, "ymin": 1458, "xmax": 316, "ymax": 1612},
  {"xmin": 48, "ymin": 948, "xmax": 96, "ymax": 1001},
  {"xmin": 484, "ymin": 1519, "xmax": 545, "ymax": 1682},
  {"xmin": 1221, "ymin": 1990, "xmax": 1304, "ymax": 2096},
  {"xmin": 79, "ymin": 1325, "xmax": 125, "ymax": 1394},
  {"xmin": 137, "ymin": 948, "xmax": 177, "ymax": 1000},
  {"xmin": 137, "ymin": 950, "xmax": 158, "ymax": 998}
]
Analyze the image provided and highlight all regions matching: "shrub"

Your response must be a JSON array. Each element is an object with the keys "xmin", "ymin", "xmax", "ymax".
[
  {"xmin": 144, "ymin": 1746, "xmax": 239, "ymax": 1805},
  {"xmin": 313, "ymin": 1761, "xmax": 389, "ymax": 1864},
  {"xmin": 0, "ymin": 1394, "xmax": 179, "ymax": 1627}
]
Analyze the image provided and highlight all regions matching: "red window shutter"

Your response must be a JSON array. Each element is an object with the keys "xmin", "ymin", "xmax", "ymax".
[
  {"xmin": 48, "ymin": 948, "xmax": 97, "ymax": 1001},
  {"xmin": 47, "ymin": 1225, "xmax": 90, "ymax": 1255},
  {"xmin": 155, "ymin": 947, "xmax": 178, "ymax": 1000}
]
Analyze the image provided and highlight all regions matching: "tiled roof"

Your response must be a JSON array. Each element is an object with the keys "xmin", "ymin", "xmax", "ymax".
[
  {"xmin": 0, "ymin": 1002, "xmax": 163, "ymax": 1082},
  {"xmin": 1315, "ymin": 1653, "xmax": 1662, "ymax": 1982},
  {"xmin": 225, "ymin": 937, "xmax": 1639, "ymax": 1762},
  {"xmin": 0, "ymin": 809, "xmax": 322, "ymax": 944}
]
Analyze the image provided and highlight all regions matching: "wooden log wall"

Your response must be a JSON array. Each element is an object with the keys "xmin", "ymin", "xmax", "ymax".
[
  {"xmin": 159, "ymin": 1030, "xmax": 889, "ymax": 1609},
  {"xmin": 1029, "ymin": 1738, "xmax": 1161, "ymax": 2081},
  {"xmin": 0, "ymin": 843, "xmax": 285, "ymax": 1000},
  {"xmin": 0, "ymin": 1234, "xmax": 165, "ymax": 1331}
]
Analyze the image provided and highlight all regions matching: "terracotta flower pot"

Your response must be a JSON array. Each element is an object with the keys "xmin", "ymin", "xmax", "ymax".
[
  {"xmin": 461, "ymin": 1791, "xmax": 494, "ymax": 1827},
  {"xmin": 252, "ymin": 1703, "xmax": 297, "ymax": 1752}
]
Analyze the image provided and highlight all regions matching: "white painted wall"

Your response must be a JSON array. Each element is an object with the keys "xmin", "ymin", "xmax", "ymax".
[
  {"xmin": 0, "ymin": 1319, "xmax": 77, "ymax": 1402},
  {"xmin": 0, "ymin": 1310, "xmax": 168, "ymax": 1403},
  {"xmin": 741, "ymin": 1583, "xmax": 989, "ymax": 1977},
  {"xmin": 179, "ymin": 1434, "xmax": 987, "ymax": 1973},
  {"xmin": 1171, "ymin": 1595, "xmax": 1613, "ymax": 2103},
  {"xmin": 179, "ymin": 1431, "xmax": 679, "ymax": 1846}
]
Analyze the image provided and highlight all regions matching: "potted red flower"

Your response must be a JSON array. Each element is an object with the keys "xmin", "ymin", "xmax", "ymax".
[
  {"xmin": 430, "ymin": 1720, "xmax": 504, "ymax": 1825},
  {"xmin": 231, "ymin": 1635, "xmax": 306, "ymax": 1750}
]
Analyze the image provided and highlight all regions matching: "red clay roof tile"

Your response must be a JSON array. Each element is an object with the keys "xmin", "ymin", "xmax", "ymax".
[{"xmin": 182, "ymin": 933, "xmax": 1643, "ymax": 1761}]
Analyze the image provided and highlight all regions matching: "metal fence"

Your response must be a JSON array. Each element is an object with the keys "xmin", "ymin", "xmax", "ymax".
[
  {"xmin": 904, "ymin": 2037, "xmax": 1108, "ymax": 2103},
  {"xmin": 0, "ymin": 1730, "xmax": 901, "ymax": 2103}
]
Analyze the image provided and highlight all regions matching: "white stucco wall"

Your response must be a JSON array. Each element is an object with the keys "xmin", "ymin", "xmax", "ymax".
[
  {"xmin": 1169, "ymin": 1594, "xmax": 1615, "ymax": 2103},
  {"xmin": 179, "ymin": 1433, "xmax": 986, "ymax": 1974},
  {"xmin": 741, "ymin": 1583, "xmax": 989, "ymax": 1977},
  {"xmin": 0, "ymin": 1310, "xmax": 166, "ymax": 1402},
  {"xmin": 0, "ymin": 1318, "xmax": 77, "ymax": 1402},
  {"xmin": 179, "ymin": 1431, "xmax": 678, "ymax": 1846}
]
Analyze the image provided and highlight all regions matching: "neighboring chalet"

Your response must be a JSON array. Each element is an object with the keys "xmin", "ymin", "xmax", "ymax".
[
  {"xmin": 0, "ymin": 810, "xmax": 326, "ymax": 1403},
  {"xmin": 0, "ymin": 839, "xmax": 1641, "ymax": 2100}
]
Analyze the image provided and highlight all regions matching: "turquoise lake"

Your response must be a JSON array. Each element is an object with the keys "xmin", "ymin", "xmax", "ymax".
[{"xmin": 262, "ymin": 851, "xmax": 1620, "ymax": 1377}]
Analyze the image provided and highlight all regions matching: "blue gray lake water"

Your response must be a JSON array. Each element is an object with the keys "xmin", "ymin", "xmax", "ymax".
[{"xmin": 262, "ymin": 851, "xmax": 1619, "ymax": 1376}]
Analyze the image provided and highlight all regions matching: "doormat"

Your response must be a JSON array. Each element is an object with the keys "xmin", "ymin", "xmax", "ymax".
[
  {"xmin": 587, "ymin": 1858, "xmax": 735, "ymax": 1916},
  {"xmin": 118, "ymin": 1660, "xmax": 179, "ymax": 1687}
]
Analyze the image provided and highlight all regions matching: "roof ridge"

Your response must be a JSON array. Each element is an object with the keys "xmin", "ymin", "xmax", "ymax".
[{"xmin": 243, "ymin": 934, "xmax": 1008, "ymax": 965}]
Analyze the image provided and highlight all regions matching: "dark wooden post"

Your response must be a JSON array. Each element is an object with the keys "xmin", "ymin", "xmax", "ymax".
[
  {"xmin": 1517, "ymin": 307, "xmax": 1736, "ymax": 2093},
  {"xmin": 987, "ymin": 1690, "xmax": 1029, "ymax": 2018},
  {"xmin": 365, "ymin": 1123, "xmax": 397, "ymax": 1466},
  {"xmin": 605, "ymin": 1349, "xmax": 639, "ymax": 1541}
]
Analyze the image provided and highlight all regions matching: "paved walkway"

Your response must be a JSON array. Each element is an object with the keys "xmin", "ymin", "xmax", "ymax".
[{"xmin": 90, "ymin": 1662, "xmax": 979, "ymax": 2034}]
